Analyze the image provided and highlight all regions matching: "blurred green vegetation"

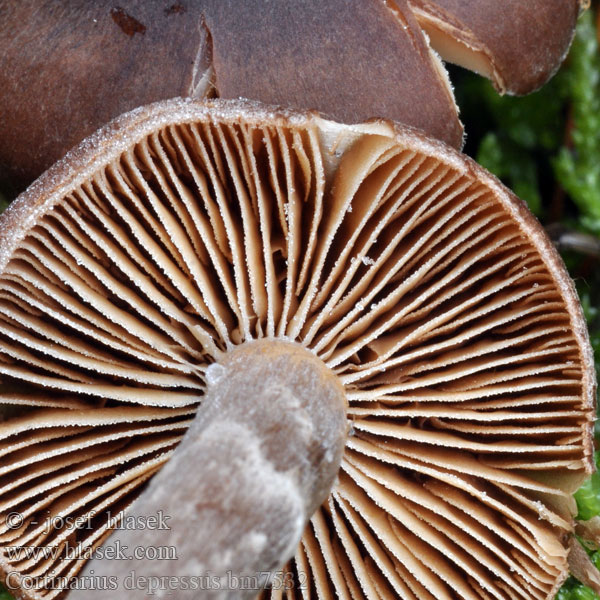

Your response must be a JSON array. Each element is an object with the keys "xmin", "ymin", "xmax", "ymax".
[
  {"xmin": 557, "ymin": 579, "xmax": 600, "ymax": 600},
  {"xmin": 554, "ymin": 10, "xmax": 600, "ymax": 237},
  {"xmin": 575, "ymin": 452, "xmax": 600, "ymax": 521},
  {"xmin": 453, "ymin": 6, "xmax": 600, "ymax": 600}
]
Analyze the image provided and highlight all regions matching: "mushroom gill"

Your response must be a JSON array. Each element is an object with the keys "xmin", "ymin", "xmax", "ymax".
[{"xmin": 0, "ymin": 98, "xmax": 595, "ymax": 600}]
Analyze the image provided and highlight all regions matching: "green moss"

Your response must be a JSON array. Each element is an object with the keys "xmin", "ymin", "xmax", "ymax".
[
  {"xmin": 575, "ymin": 453, "xmax": 600, "ymax": 520},
  {"xmin": 556, "ymin": 576, "xmax": 600, "ymax": 600},
  {"xmin": 553, "ymin": 10, "xmax": 600, "ymax": 235},
  {"xmin": 0, "ymin": 584, "xmax": 12, "ymax": 600}
]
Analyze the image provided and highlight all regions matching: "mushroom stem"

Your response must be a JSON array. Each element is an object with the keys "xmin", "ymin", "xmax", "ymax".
[{"xmin": 71, "ymin": 339, "xmax": 348, "ymax": 599}]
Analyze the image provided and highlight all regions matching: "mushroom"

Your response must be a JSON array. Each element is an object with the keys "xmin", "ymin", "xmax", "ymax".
[
  {"xmin": 0, "ymin": 0, "xmax": 461, "ymax": 193},
  {"xmin": 409, "ymin": 0, "xmax": 587, "ymax": 94},
  {"xmin": 0, "ymin": 0, "xmax": 587, "ymax": 195},
  {"xmin": 0, "ymin": 98, "xmax": 595, "ymax": 600}
]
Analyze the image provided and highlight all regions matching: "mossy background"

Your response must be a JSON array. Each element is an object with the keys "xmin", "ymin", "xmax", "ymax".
[{"xmin": 0, "ymin": 5, "xmax": 600, "ymax": 599}]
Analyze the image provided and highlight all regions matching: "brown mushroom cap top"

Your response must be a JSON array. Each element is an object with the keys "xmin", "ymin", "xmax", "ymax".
[
  {"xmin": 0, "ymin": 0, "xmax": 461, "ymax": 193},
  {"xmin": 0, "ymin": 98, "xmax": 595, "ymax": 599},
  {"xmin": 409, "ymin": 0, "xmax": 585, "ymax": 95},
  {"xmin": 0, "ymin": 0, "xmax": 585, "ymax": 195}
]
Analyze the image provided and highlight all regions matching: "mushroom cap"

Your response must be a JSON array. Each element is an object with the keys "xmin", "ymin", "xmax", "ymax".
[
  {"xmin": 0, "ymin": 98, "xmax": 595, "ymax": 599},
  {"xmin": 0, "ymin": 0, "xmax": 461, "ymax": 193},
  {"xmin": 409, "ymin": 0, "xmax": 585, "ymax": 95}
]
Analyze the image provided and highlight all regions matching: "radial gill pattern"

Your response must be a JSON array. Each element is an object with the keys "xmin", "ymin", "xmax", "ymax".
[{"xmin": 0, "ymin": 99, "xmax": 594, "ymax": 600}]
